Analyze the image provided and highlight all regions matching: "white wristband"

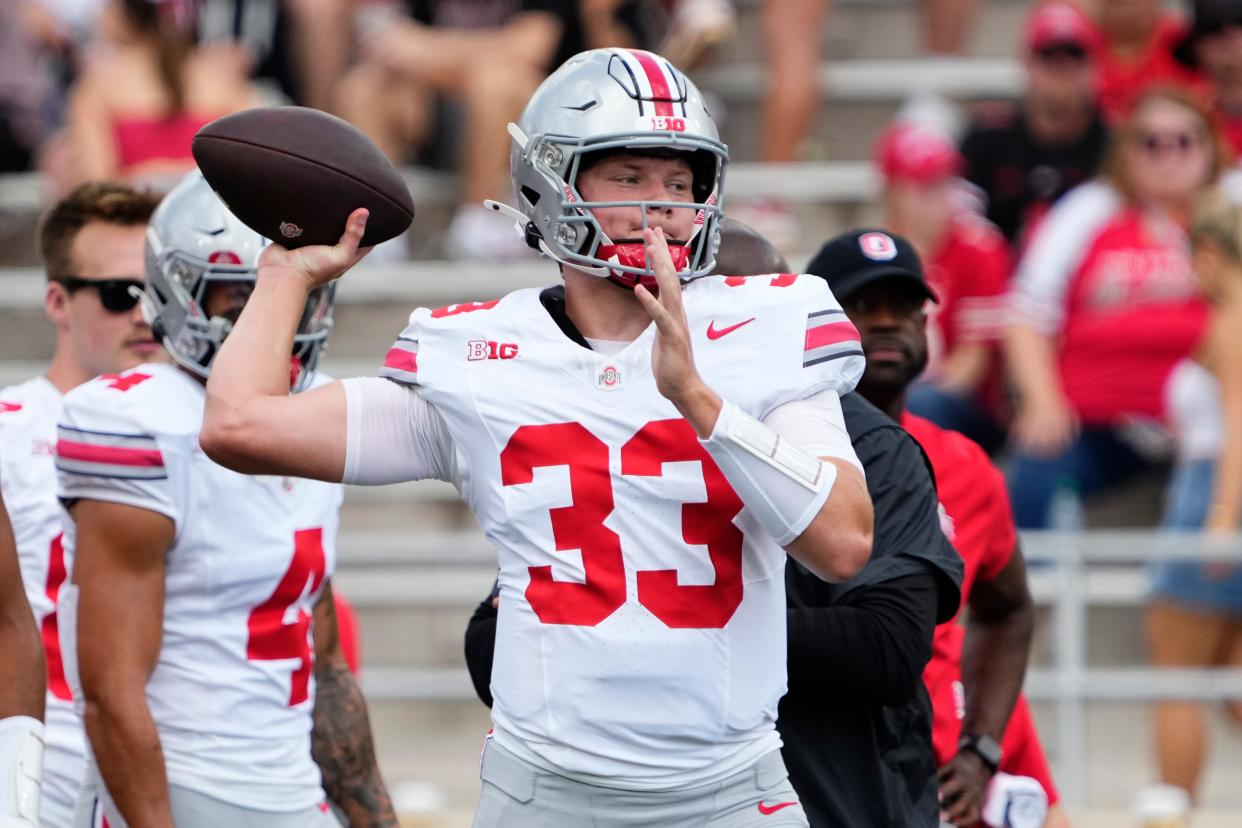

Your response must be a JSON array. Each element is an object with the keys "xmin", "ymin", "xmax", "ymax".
[
  {"xmin": 0, "ymin": 716, "xmax": 43, "ymax": 828},
  {"xmin": 700, "ymin": 400, "xmax": 837, "ymax": 547}
]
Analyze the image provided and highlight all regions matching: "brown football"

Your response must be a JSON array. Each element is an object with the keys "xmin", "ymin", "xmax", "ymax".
[{"xmin": 192, "ymin": 106, "xmax": 414, "ymax": 249}]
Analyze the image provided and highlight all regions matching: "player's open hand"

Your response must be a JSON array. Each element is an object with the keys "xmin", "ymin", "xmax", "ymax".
[{"xmin": 258, "ymin": 208, "xmax": 371, "ymax": 291}]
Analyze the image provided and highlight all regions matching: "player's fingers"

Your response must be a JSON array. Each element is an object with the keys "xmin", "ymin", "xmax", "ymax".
[
  {"xmin": 643, "ymin": 228, "xmax": 683, "ymax": 311},
  {"xmin": 634, "ymin": 284, "xmax": 674, "ymax": 329},
  {"xmin": 338, "ymin": 208, "xmax": 369, "ymax": 255}
]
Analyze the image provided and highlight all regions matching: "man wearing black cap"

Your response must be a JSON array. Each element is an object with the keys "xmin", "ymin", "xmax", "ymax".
[
  {"xmin": 1174, "ymin": 0, "xmax": 1242, "ymax": 156},
  {"xmin": 806, "ymin": 230, "xmax": 1062, "ymax": 828}
]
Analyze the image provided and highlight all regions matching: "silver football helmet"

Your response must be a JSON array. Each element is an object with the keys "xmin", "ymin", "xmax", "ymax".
[
  {"xmin": 495, "ymin": 48, "xmax": 728, "ymax": 286},
  {"xmin": 143, "ymin": 170, "xmax": 335, "ymax": 390}
]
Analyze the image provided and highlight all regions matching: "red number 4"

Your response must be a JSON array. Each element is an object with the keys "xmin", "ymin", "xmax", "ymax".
[
  {"xmin": 43, "ymin": 534, "xmax": 72, "ymax": 701},
  {"xmin": 501, "ymin": 420, "xmax": 744, "ymax": 630},
  {"xmin": 246, "ymin": 529, "xmax": 326, "ymax": 706}
]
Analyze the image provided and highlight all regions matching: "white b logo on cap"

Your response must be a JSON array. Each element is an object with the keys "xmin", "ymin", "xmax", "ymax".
[{"xmin": 859, "ymin": 232, "xmax": 897, "ymax": 261}]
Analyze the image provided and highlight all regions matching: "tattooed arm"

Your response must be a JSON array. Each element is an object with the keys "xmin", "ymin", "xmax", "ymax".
[{"xmin": 311, "ymin": 581, "xmax": 398, "ymax": 828}]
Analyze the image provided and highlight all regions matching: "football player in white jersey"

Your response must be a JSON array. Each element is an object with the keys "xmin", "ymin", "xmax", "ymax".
[
  {"xmin": 0, "ymin": 181, "xmax": 164, "ymax": 827},
  {"xmin": 0, "ymin": 488, "xmax": 46, "ymax": 828},
  {"xmin": 54, "ymin": 171, "xmax": 397, "ymax": 828},
  {"xmin": 202, "ymin": 49, "xmax": 873, "ymax": 826}
]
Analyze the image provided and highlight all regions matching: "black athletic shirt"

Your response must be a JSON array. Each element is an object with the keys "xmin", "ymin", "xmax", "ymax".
[
  {"xmin": 778, "ymin": 392, "xmax": 962, "ymax": 828},
  {"xmin": 960, "ymin": 102, "xmax": 1109, "ymax": 247}
]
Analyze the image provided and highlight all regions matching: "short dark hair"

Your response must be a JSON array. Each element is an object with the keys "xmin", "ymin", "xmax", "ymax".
[
  {"xmin": 38, "ymin": 182, "xmax": 161, "ymax": 282},
  {"xmin": 712, "ymin": 218, "xmax": 789, "ymax": 276}
]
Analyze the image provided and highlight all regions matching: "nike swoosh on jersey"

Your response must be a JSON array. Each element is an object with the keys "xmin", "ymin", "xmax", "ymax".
[
  {"xmin": 706, "ymin": 317, "xmax": 756, "ymax": 340},
  {"xmin": 757, "ymin": 800, "xmax": 799, "ymax": 815}
]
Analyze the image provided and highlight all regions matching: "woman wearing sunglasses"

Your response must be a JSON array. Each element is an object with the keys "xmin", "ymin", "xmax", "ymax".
[{"xmin": 1004, "ymin": 86, "xmax": 1229, "ymax": 530}]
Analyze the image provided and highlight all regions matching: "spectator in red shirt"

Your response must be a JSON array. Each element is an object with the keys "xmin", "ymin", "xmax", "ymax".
[
  {"xmin": 874, "ymin": 122, "xmax": 1013, "ymax": 453},
  {"xmin": 807, "ymin": 229, "xmax": 1066, "ymax": 828},
  {"xmin": 1173, "ymin": 0, "xmax": 1242, "ymax": 157},
  {"xmin": 1091, "ymin": 0, "xmax": 1208, "ymax": 122},
  {"xmin": 1004, "ymin": 86, "xmax": 1227, "ymax": 528}
]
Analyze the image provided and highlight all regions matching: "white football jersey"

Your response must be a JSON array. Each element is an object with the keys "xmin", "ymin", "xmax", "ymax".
[
  {"xmin": 0, "ymin": 375, "xmax": 87, "ymax": 823},
  {"xmin": 54, "ymin": 363, "xmax": 342, "ymax": 811},
  {"xmin": 379, "ymin": 274, "xmax": 863, "ymax": 789}
]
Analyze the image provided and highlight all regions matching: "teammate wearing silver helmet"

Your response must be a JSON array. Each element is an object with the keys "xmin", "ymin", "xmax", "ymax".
[
  {"xmin": 203, "ymin": 48, "xmax": 873, "ymax": 826},
  {"xmin": 54, "ymin": 171, "xmax": 396, "ymax": 828}
]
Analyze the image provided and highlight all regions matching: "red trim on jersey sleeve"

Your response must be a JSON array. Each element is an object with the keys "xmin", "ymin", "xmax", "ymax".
[
  {"xmin": 383, "ymin": 347, "xmax": 417, "ymax": 374},
  {"xmin": 56, "ymin": 440, "xmax": 163, "ymax": 468},
  {"xmin": 380, "ymin": 338, "xmax": 420, "ymax": 386},
  {"xmin": 0, "ymin": 401, "xmax": 21, "ymax": 413},
  {"xmin": 805, "ymin": 320, "xmax": 860, "ymax": 351}
]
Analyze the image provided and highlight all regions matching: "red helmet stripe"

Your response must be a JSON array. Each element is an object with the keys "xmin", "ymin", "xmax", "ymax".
[{"xmin": 629, "ymin": 50, "xmax": 675, "ymax": 117}]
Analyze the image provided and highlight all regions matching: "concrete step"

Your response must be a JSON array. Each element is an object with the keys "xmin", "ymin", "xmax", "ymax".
[
  {"xmin": 0, "ymin": 158, "xmax": 878, "ymax": 263},
  {"xmin": 720, "ymin": 0, "xmax": 1034, "ymax": 64}
]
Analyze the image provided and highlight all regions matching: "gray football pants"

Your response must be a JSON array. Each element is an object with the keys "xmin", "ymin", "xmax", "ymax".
[
  {"xmin": 472, "ymin": 739, "xmax": 810, "ymax": 828},
  {"xmin": 73, "ymin": 778, "xmax": 343, "ymax": 828}
]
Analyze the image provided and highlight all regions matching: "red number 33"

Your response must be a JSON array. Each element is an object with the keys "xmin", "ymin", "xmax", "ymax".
[{"xmin": 500, "ymin": 420, "xmax": 744, "ymax": 630}]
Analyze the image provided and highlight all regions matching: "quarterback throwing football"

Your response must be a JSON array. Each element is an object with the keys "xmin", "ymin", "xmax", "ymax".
[{"xmin": 203, "ymin": 49, "xmax": 873, "ymax": 826}]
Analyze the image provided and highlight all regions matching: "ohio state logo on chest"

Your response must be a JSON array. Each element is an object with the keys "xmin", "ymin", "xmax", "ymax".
[{"xmin": 467, "ymin": 339, "xmax": 519, "ymax": 360}]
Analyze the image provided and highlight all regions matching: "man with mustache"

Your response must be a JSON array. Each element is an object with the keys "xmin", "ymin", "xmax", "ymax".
[{"xmin": 806, "ymin": 230, "xmax": 1065, "ymax": 828}]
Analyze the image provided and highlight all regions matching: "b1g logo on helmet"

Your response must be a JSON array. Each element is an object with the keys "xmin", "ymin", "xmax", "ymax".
[
  {"xmin": 859, "ymin": 232, "xmax": 897, "ymax": 261},
  {"xmin": 279, "ymin": 221, "xmax": 303, "ymax": 240},
  {"xmin": 651, "ymin": 116, "xmax": 686, "ymax": 132}
]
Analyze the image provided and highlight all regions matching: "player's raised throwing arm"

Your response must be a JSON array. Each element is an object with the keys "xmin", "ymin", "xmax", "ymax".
[
  {"xmin": 636, "ymin": 228, "xmax": 873, "ymax": 582},
  {"xmin": 201, "ymin": 210, "xmax": 371, "ymax": 480}
]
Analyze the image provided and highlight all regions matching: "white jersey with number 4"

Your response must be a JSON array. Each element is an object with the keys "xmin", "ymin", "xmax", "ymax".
[
  {"xmin": 0, "ymin": 375, "xmax": 86, "ymax": 825},
  {"xmin": 54, "ymin": 363, "xmax": 342, "ymax": 812},
  {"xmin": 379, "ymin": 273, "xmax": 863, "ymax": 790}
]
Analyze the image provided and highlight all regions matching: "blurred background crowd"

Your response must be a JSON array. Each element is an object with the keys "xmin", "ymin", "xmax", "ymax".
[{"xmin": 4, "ymin": 0, "xmax": 1242, "ymax": 823}]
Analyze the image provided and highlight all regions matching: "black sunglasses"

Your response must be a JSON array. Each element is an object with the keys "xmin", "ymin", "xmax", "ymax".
[
  {"xmin": 1034, "ymin": 43, "xmax": 1089, "ymax": 62},
  {"xmin": 58, "ymin": 277, "xmax": 144, "ymax": 313}
]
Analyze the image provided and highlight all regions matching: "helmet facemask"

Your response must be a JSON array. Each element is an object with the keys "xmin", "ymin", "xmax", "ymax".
[{"xmin": 521, "ymin": 137, "xmax": 725, "ymax": 288}]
